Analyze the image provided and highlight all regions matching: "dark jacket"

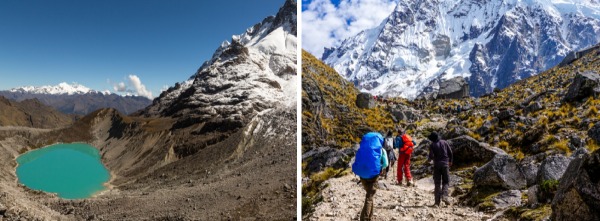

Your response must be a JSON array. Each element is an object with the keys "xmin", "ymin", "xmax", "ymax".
[{"xmin": 427, "ymin": 132, "xmax": 453, "ymax": 167}]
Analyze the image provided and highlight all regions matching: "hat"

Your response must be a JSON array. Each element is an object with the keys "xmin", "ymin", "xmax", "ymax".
[{"xmin": 428, "ymin": 131, "xmax": 440, "ymax": 142}]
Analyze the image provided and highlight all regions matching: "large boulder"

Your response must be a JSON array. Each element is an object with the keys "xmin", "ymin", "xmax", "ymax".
[
  {"xmin": 537, "ymin": 154, "xmax": 571, "ymax": 185},
  {"xmin": 474, "ymin": 154, "xmax": 527, "ymax": 189},
  {"xmin": 448, "ymin": 136, "xmax": 506, "ymax": 167},
  {"xmin": 552, "ymin": 150, "xmax": 600, "ymax": 221},
  {"xmin": 390, "ymin": 108, "xmax": 422, "ymax": 122},
  {"xmin": 356, "ymin": 92, "xmax": 376, "ymax": 109},
  {"xmin": 437, "ymin": 77, "xmax": 470, "ymax": 99},
  {"xmin": 588, "ymin": 123, "xmax": 600, "ymax": 144},
  {"xmin": 302, "ymin": 147, "xmax": 354, "ymax": 174},
  {"xmin": 563, "ymin": 71, "xmax": 600, "ymax": 102},
  {"xmin": 412, "ymin": 139, "xmax": 432, "ymax": 157},
  {"xmin": 497, "ymin": 109, "xmax": 515, "ymax": 121},
  {"xmin": 519, "ymin": 153, "xmax": 546, "ymax": 187}
]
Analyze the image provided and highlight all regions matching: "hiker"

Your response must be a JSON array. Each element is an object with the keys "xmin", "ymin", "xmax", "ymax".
[
  {"xmin": 383, "ymin": 131, "xmax": 397, "ymax": 179},
  {"xmin": 352, "ymin": 132, "xmax": 388, "ymax": 221},
  {"xmin": 427, "ymin": 131, "xmax": 453, "ymax": 207},
  {"xmin": 394, "ymin": 128, "xmax": 415, "ymax": 186}
]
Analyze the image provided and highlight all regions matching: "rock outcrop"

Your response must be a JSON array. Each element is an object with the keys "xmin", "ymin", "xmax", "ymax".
[
  {"xmin": 437, "ymin": 77, "xmax": 470, "ymax": 99},
  {"xmin": 563, "ymin": 71, "xmax": 600, "ymax": 102},
  {"xmin": 448, "ymin": 136, "xmax": 506, "ymax": 167},
  {"xmin": 302, "ymin": 147, "xmax": 354, "ymax": 173},
  {"xmin": 552, "ymin": 150, "xmax": 600, "ymax": 221},
  {"xmin": 473, "ymin": 154, "xmax": 526, "ymax": 190},
  {"xmin": 356, "ymin": 92, "xmax": 375, "ymax": 109},
  {"xmin": 537, "ymin": 154, "xmax": 571, "ymax": 185}
]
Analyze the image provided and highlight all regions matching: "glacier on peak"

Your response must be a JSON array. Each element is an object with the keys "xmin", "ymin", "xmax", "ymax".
[
  {"xmin": 323, "ymin": 0, "xmax": 600, "ymax": 99},
  {"xmin": 9, "ymin": 82, "xmax": 96, "ymax": 95},
  {"xmin": 142, "ymin": 0, "xmax": 297, "ymax": 123}
]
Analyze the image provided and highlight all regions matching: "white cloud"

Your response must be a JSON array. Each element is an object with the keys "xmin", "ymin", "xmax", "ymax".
[
  {"xmin": 302, "ymin": 0, "xmax": 396, "ymax": 57},
  {"xmin": 127, "ymin": 75, "xmax": 153, "ymax": 99},
  {"xmin": 113, "ymin": 82, "xmax": 127, "ymax": 92},
  {"xmin": 107, "ymin": 75, "xmax": 154, "ymax": 99}
]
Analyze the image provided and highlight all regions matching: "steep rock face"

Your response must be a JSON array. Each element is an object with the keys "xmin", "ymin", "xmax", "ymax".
[
  {"xmin": 323, "ymin": 0, "xmax": 600, "ymax": 98},
  {"xmin": 301, "ymin": 51, "xmax": 396, "ymax": 150},
  {"xmin": 141, "ymin": 0, "xmax": 297, "ymax": 131}
]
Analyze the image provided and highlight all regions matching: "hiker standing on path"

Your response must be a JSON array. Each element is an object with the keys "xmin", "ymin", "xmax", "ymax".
[
  {"xmin": 352, "ymin": 132, "xmax": 388, "ymax": 221},
  {"xmin": 427, "ymin": 131, "xmax": 453, "ymax": 207},
  {"xmin": 383, "ymin": 131, "xmax": 397, "ymax": 179},
  {"xmin": 394, "ymin": 128, "xmax": 415, "ymax": 186}
]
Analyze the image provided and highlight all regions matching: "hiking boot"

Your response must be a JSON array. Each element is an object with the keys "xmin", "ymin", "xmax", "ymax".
[
  {"xmin": 407, "ymin": 179, "xmax": 414, "ymax": 187},
  {"xmin": 442, "ymin": 197, "xmax": 452, "ymax": 206}
]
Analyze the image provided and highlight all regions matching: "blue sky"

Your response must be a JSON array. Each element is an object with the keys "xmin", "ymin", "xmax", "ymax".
[
  {"xmin": 302, "ymin": 0, "xmax": 396, "ymax": 57},
  {"xmin": 0, "ymin": 0, "xmax": 284, "ymax": 98}
]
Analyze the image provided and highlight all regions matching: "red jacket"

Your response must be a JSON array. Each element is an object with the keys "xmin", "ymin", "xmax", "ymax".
[{"xmin": 395, "ymin": 134, "xmax": 414, "ymax": 155}]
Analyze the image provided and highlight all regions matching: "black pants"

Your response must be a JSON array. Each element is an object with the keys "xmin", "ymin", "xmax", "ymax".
[
  {"xmin": 384, "ymin": 149, "xmax": 396, "ymax": 177},
  {"xmin": 433, "ymin": 165, "xmax": 449, "ymax": 204},
  {"xmin": 360, "ymin": 176, "xmax": 378, "ymax": 221}
]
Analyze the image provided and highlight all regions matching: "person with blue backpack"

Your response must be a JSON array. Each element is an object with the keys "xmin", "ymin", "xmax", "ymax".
[{"xmin": 352, "ymin": 132, "xmax": 388, "ymax": 221}]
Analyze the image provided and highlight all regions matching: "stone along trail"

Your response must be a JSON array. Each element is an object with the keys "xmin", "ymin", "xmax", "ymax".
[{"xmin": 309, "ymin": 172, "xmax": 491, "ymax": 221}]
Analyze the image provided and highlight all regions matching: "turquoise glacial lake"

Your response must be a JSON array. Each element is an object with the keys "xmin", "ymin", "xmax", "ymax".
[{"xmin": 16, "ymin": 143, "xmax": 110, "ymax": 199}]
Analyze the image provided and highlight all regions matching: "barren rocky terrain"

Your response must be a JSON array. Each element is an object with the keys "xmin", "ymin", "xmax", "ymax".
[{"xmin": 0, "ymin": 107, "xmax": 296, "ymax": 221}]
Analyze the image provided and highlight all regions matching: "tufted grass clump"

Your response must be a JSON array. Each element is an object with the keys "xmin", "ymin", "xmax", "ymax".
[
  {"xmin": 585, "ymin": 105, "xmax": 598, "ymax": 118},
  {"xmin": 550, "ymin": 139, "xmax": 570, "ymax": 154}
]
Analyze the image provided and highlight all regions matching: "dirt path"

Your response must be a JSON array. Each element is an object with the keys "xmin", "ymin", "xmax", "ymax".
[{"xmin": 309, "ymin": 172, "xmax": 492, "ymax": 221}]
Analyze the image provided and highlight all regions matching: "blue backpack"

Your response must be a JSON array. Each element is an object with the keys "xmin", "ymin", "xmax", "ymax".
[{"xmin": 352, "ymin": 132, "xmax": 384, "ymax": 179}]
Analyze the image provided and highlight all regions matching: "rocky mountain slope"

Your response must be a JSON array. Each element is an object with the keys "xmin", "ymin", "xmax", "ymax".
[
  {"xmin": 0, "ymin": 82, "xmax": 152, "ymax": 115},
  {"xmin": 323, "ymin": 0, "xmax": 600, "ymax": 98},
  {"xmin": 302, "ymin": 51, "xmax": 395, "ymax": 151},
  {"xmin": 0, "ymin": 1, "xmax": 297, "ymax": 220},
  {"xmin": 0, "ymin": 96, "xmax": 73, "ymax": 129},
  {"xmin": 303, "ymin": 43, "xmax": 600, "ymax": 220}
]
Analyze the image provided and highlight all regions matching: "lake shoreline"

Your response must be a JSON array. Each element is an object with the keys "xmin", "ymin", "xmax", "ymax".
[{"xmin": 15, "ymin": 142, "xmax": 114, "ymax": 200}]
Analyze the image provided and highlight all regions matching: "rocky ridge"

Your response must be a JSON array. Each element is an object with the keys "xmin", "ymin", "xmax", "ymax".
[{"xmin": 0, "ymin": 96, "xmax": 74, "ymax": 129}]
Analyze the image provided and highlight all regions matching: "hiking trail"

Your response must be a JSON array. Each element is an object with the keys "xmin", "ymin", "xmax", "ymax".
[{"xmin": 308, "ymin": 172, "xmax": 493, "ymax": 221}]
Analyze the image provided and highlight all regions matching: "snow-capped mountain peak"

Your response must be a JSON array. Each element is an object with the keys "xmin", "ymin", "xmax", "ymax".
[
  {"xmin": 142, "ymin": 0, "xmax": 297, "ymax": 123},
  {"xmin": 323, "ymin": 0, "xmax": 600, "ymax": 99},
  {"xmin": 8, "ymin": 82, "xmax": 103, "ymax": 95}
]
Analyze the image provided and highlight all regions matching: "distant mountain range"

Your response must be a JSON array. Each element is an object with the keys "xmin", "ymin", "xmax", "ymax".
[
  {"xmin": 0, "ymin": 82, "xmax": 152, "ymax": 115},
  {"xmin": 323, "ymin": 0, "xmax": 600, "ymax": 98}
]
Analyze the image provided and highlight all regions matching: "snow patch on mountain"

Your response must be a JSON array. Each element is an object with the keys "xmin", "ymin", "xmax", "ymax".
[
  {"xmin": 143, "ymin": 0, "xmax": 297, "ymax": 122},
  {"xmin": 323, "ymin": 0, "xmax": 600, "ymax": 99},
  {"xmin": 8, "ymin": 82, "xmax": 104, "ymax": 95}
]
